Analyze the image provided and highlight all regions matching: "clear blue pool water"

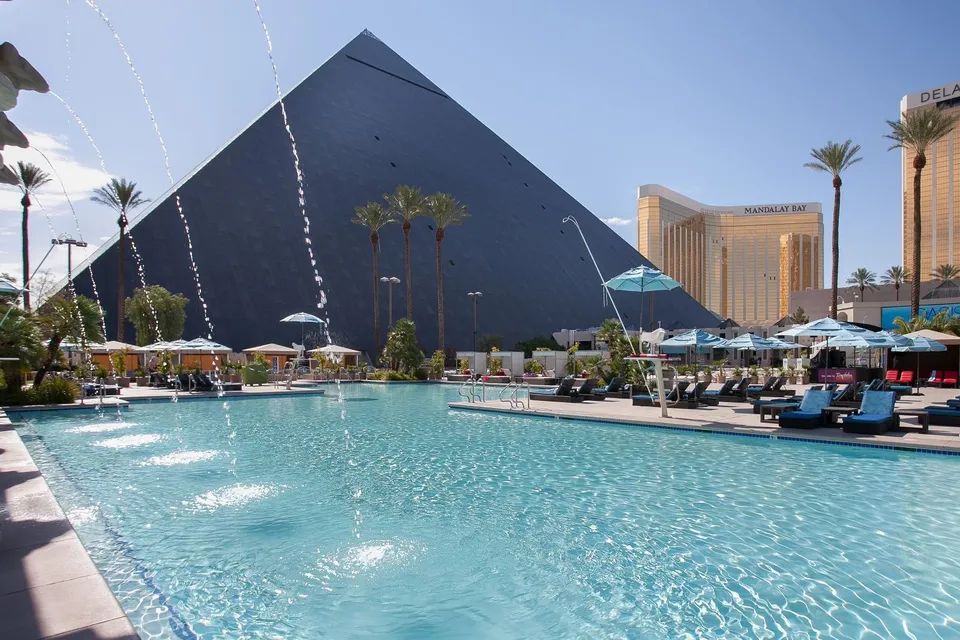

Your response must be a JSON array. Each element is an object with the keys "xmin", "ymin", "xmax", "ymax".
[{"xmin": 14, "ymin": 384, "xmax": 960, "ymax": 639}]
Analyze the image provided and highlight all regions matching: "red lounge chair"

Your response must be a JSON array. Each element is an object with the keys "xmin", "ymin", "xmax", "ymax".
[
  {"xmin": 943, "ymin": 371, "xmax": 959, "ymax": 388},
  {"xmin": 928, "ymin": 370, "xmax": 942, "ymax": 386},
  {"xmin": 899, "ymin": 371, "xmax": 914, "ymax": 385},
  {"xmin": 885, "ymin": 370, "xmax": 900, "ymax": 382}
]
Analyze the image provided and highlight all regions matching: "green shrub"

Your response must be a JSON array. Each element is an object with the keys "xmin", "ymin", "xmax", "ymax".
[
  {"xmin": 381, "ymin": 319, "xmax": 424, "ymax": 374},
  {"xmin": 413, "ymin": 368, "xmax": 428, "ymax": 380},
  {"xmin": 523, "ymin": 359, "xmax": 544, "ymax": 374},
  {"xmin": 370, "ymin": 369, "xmax": 415, "ymax": 381},
  {"xmin": 429, "ymin": 350, "xmax": 445, "ymax": 378},
  {"xmin": 26, "ymin": 377, "xmax": 79, "ymax": 405}
]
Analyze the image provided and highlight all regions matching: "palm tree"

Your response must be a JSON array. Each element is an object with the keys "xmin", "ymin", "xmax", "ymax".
[
  {"xmin": 425, "ymin": 193, "xmax": 470, "ymax": 351},
  {"xmin": 885, "ymin": 108, "xmax": 960, "ymax": 316},
  {"xmin": 351, "ymin": 202, "xmax": 396, "ymax": 352},
  {"xmin": 9, "ymin": 161, "xmax": 51, "ymax": 311},
  {"xmin": 846, "ymin": 268, "xmax": 877, "ymax": 301},
  {"xmin": 932, "ymin": 263, "xmax": 960, "ymax": 282},
  {"xmin": 881, "ymin": 265, "xmax": 910, "ymax": 301},
  {"xmin": 90, "ymin": 178, "xmax": 149, "ymax": 341},
  {"xmin": 804, "ymin": 140, "xmax": 862, "ymax": 319},
  {"xmin": 383, "ymin": 185, "xmax": 425, "ymax": 321}
]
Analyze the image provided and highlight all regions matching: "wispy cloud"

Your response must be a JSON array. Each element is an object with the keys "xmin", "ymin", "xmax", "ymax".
[
  {"xmin": 602, "ymin": 217, "xmax": 632, "ymax": 227},
  {"xmin": 0, "ymin": 131, "xmax": 110, "ymax": 216}
]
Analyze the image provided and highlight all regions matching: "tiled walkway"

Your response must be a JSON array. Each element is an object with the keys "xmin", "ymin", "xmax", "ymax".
[
  {"xmin": 0, "ymin": 412, "xmax": 138, "ymax": 639},
  {"xmin": 450, "ymin": 385, "xmax": 960, "ymax": 454}
]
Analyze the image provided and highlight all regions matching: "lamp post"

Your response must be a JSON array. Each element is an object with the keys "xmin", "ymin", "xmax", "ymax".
[
  {"xmin": 467, "ymin": 291, "xmax": 482, "ymax": 351},
  {"xmin": 380, "ymin": 276, "xmax": 400, "ymax": 328},
  {"xmin": 53, "ymin": 235, "xmax": 88, "ymax": 297}
]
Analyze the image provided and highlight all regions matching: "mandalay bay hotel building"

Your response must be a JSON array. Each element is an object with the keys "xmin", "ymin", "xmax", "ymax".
[{"xmin": 637, "ymin": 185, "xmax": 823, "ymax": 325}]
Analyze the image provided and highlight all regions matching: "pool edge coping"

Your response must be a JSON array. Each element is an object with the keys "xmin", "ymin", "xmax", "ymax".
[
  {"xmin": 447, "ymin": 402, "xmax": 960, "ymax": 457},
  {"xmin": 0, "ymin": 409, "xmax": 141, "ymax": 638}
]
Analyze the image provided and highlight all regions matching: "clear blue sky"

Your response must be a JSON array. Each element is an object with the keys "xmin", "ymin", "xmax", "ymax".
[{"xmin": 3, "ymin": 0, "xmax": 958, "ymax": 288}]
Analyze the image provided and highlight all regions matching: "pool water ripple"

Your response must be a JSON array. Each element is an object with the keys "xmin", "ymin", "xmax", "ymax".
[{"xmin": 14, "ymin": 386, "xmax": 960, "ymax": 639}]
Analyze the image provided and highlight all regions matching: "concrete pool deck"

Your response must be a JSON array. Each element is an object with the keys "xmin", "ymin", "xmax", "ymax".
[
  {"xmin": 450, "ymin": 384, "xmax": 960, "ymax": 454},
  {"xmin": 0, "ymin": 410, "xmax": 138, "ymax": 639}
]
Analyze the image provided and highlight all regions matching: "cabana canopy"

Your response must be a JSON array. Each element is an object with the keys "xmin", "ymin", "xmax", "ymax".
[
  {"xmin": 316, "ymin": 344, "xmax": 360, "ymax": 356},
  {"xmin": 243, "ymin": 343, "xmax": 299, "ymax": 354}
]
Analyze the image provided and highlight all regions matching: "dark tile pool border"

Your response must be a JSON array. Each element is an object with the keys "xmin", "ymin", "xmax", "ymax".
[{"xmin": 449, "ymin": 404, "xmax": 960, "ymax": 457}]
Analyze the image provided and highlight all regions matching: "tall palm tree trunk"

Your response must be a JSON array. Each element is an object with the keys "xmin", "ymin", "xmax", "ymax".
[
  {"xmin": 911, "ymin": 156, "xmax": 925, "ymax": 317},
  {"xmin": 21, "ymin": 196, "xmax": 30, "ymax": 311},
  {"xmin": 372, "ymin": 239, "xmax": 381, "ymax": 354},
  {"xmin": 436, "ymin": 231, "xmax": 444, "ymax": 351},
  {"xmin": 117, "ymin": 227, "xmax": 126, "ymax": 341},
  {"xmin": 830, "ymin": 177, "xmax": 841, "ymax": 319},
  {"xmin": 403, "ymin": 221, "xmax": 413, "ymax": 320}
]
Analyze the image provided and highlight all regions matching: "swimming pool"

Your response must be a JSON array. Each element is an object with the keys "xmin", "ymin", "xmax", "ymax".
[{"xmin": 14, "ymin": 383, "xmax": 960, "ymax": 638}]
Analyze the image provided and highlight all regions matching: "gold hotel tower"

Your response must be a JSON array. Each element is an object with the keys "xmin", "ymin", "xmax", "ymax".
[
  {"xmin": 900, "ymin": 80, "xmax": 960, "ymax": 275},
  {"xmin": 637, "ymin": 185, "xmax": 823, "ymax": 325}
]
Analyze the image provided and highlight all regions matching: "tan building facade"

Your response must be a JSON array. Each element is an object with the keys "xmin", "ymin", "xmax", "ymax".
[
  {"xmin": 900, "ymin": 80, "xmax": 960, "ymax": 276},
  {"xmin": 637, "ymin": 185, "xmax": 823, "ymax": 325}
]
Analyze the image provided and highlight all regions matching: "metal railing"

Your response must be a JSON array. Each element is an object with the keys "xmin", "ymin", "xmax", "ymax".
[{"xmin": 457, "ymin": 377, "xmax": 484, "ymax": 403}]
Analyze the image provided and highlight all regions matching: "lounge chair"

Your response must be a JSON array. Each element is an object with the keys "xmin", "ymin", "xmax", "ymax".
[
  {"xmin": 631, "ymin": 380, "xmax": 700, "ymax": 409},
  {"xmin": 200, "ymin": 373, "xmax": 242, "ymax": 392},
  {"xmin": 573, "ymin": 378, "xmax": 601, "ymax": 400},
  {"xmin": 703, "ymin": 379, "xmax": 735, "ymax": 398},
  {"xmin": 928, "ymin": 370, "xmax": 942, "ymax": 387},
  {"xmin": 831, "ymin": 383, "xmax": 857, "ymax": 405},
  {"xmin": 927, "ymin": 406, "xmax": 960, "ymax": 426},
  {"xmin": 777, "ymin": 389, "xmax": 834, "ymax": 429},
  {"xmin": 749, "ymin": 376, "xmax": 796, "ymax": 398},
  {"xmin": 747, "ymin": 377, "xmax": 776, "ymax": 396},
  {"xmin": 593, "ymin": 377, "xmax": 625, "ymax": 399},
  {"xmin": 824, "ymin": 383, "xmax": 838, "ymax": 392},
  {"xmin": 943, "ymin": 371, "xmax": 959, "ymax": 388},
  {"xmin": 842, "ymin": 391, "xmax": 897, "ymax": 435},
  {"xmin": 192, "ymin": 373, "xmax": 213, "ymax": 391},
  {"xmin": 885, "ymin": 369, "xmax": 900, "ymax": 384},
  {"xmin": 82, "ymin": 383, "xmax": 120, "ymax": 397},
  {"xmin": 711, "ymin": 378, "xmax": 751, "ymax": 402},
  {"xmin": 530, "ymin": 378, "xmax": 583, "ymax": 403},
  {"xmin": 176, "ymin": 373, "xmax": 194, "ymax": 391},
  {"xmin": 684, "ymin": 381, "xmax": 719, "ymax": 406}
]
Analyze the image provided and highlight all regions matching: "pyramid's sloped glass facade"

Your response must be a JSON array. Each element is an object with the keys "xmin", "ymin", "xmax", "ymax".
[{"xmin": 75, "ymin": 32, "xmax": 719, "ymax": 354}]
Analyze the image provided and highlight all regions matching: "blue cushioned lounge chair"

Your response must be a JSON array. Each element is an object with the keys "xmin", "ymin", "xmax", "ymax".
[
  {"xmin": 592, "ymin": 376, "xmax": 624, "ymax": 399},
  {"xmin": 777, "ymin": 390, "xmax": 834, "ymax": 429},
  {"xmin": 632, "ymin": 381, "xmax": 693, "ymax": 407},
  {"xmin": 573, "ymin": 378, "xmax": 601, "ymax": 399},
  {"xmin": 842, "ymin": 391, "xmax": 896, "ymax": 435},
  {"xmin": 530, "ymin": 377, "xmax": 583, "ymax": 403},
  {"xmin": 703, "ymin": 379, "xmax": 735, "ymax": 397},
  {"xmin": 710, "ymin": 377, "xmax": 751, "ymax": 402}
]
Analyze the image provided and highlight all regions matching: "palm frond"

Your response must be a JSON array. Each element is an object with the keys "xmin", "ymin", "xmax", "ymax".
[
  {"xmin": 426, "ymin": 193, "xmax": 470, "ymax": 229},
  {"xmin": 805, "ymin": 140, "xmax": 862, "ymax": 176},
  {"xmin": 10, "ymin": 161, "xmax": 52, "ymax": 193},
  {"xmin": 90, "ymin": 177, "xmax": 150, "ymax": 214},
  {"xmin": 885, "ymin": 109, "xmax": 960, "ymax": 155},
  {"xmin": 351, "ymin": 202, "xmax": 396, "ymax": 232},
  {"xmin": 383, "ymin": 184, "xmax": 426, "ymax": 222}
]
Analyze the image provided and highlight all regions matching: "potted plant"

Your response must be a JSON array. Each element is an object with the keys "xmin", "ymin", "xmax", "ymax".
[
  {"xmin": 134, "ymin": 367, "xmax": 148, "ymax": 387},
  {"xmin": 748, "ymin": 365, "xmax": 759, "ymax": 384},
  {"xmin": 786, "ymin": 367, "xmax": 797, "ymax": 385},
  {"xmin": 762, "ymin": 366, "xmax": 774, "ymax": 382},
  {"xmin": 429, "ymin": 350, "xmax": 444, "ymax": 380},
  {"xmin": 800, "ymin": 365, "xmax": 811, "ymax": 385},
  {"xmin": 732, "ymin": 366, "xmax": 744, "ymax": 381}
]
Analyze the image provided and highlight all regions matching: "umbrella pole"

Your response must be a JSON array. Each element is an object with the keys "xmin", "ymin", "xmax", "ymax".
[{"xmin": 563, "ymin": 216, "xmax": 666, "ymax": 417}]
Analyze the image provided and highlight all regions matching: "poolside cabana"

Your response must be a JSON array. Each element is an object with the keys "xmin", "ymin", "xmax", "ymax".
[
  {"xmin": 316, "ymin": 344, "xmax": 360, "ymax": 367},
  {"xmin": 244, "ymin": 343, "xmax": 299, "ymax": 372},
  {"xmin": 142, "ymin": 338, "xmax": 232, "ymax": 372},
  {"xmin": 89, "ymin": 341, "xmax": 141, "ymax": 374}
]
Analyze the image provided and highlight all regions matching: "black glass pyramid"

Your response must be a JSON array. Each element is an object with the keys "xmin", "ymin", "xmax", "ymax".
[{"xmin": 74, "ymin": 31, "xmax": 718, "ymax": 355}]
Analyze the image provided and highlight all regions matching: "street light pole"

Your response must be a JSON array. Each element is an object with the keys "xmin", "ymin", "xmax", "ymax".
[
  {"xmin": 53, "ymin": 235, "xmax": 88, "ymax": 298},
  {"xmin": 380, "ymin": 276, "xmax": 401, "ymax": 328},
  {"xmin": 467, "ymin": 291, "xmax": 482, "ymax": 351}
]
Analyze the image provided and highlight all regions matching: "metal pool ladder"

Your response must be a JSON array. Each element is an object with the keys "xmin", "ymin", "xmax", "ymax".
[{"xmin": 457, "ymin": 378, "xmax": 483, "ymax": 403}]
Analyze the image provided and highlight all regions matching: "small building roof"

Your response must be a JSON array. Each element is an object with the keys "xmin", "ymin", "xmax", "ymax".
[
  {"xmin": 316, "ymin": 344, "xmax": 360, "ymax": 355},
  {"xmin": 243, "ymin": 343, "xmax": 299, "ymax": 354}
]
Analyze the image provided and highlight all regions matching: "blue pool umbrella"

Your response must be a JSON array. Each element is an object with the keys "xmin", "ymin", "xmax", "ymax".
[
  {"xmin": 809, "ymin": 330, "xmax": 897, "ymax": 350},
  {"xmin": 660, "ymin": 329, "xmax": 728, "ymax": 348},
  {"xmin": 603, "ymin": 265, "xmax": 681, "ymax": 329},
  {"xmin": 723, "ymin": 333, "xmax": 781, "ymax": 351},
  {"xmin": 776, "ymin": 317, "xmax": 874, "ymax": 338},
  {"xmin": 280, "ymin": 312, "xmax": 325, "ymax": 345},
  {"xmin": 876, "ymin": 330, "xmax": 913, "ymax": 348}
]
